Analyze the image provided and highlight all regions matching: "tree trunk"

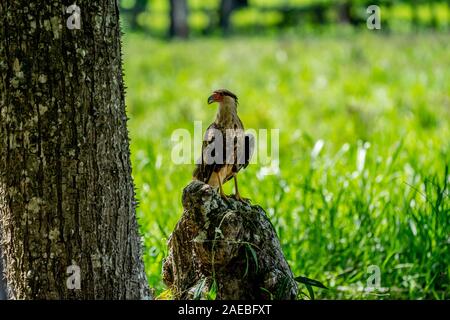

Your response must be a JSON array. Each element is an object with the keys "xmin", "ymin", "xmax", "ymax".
[
  {"xmin": 169, "ymin": 0, "xmax": 189, "ymax": 38},
  {"xmin": 0, "ymin": 1, "xmax": 150, "ymax": 299},
  {"xmin": 163, "ymin": 181, "xmax": 298, "ymax": 300},
  {"xmin": 337, "ymin": 1, "xmax": 349, "ymax": 23},
  {"xmin": 219, "ymin": 0, "xmax": 235, "ymax": 34},
  {"xmin": 219, "ymin": 0, "xmax": 248, "ymax": 34},
  {"xmin": 337, "ymin": 1, "xmax": 358, "ymax": 26}
]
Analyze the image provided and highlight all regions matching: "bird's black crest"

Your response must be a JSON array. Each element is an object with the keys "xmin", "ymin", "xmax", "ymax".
[{"xmin": 215, "ymin": 89, "xmax": 238, "ymax": 102}]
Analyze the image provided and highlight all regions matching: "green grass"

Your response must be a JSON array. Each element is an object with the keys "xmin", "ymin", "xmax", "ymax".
[{"xmin": 123, "ymin": 31, "xmax": 450, "ymax": 299}]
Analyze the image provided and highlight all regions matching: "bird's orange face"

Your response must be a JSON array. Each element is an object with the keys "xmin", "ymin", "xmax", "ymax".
[{"xmin": 207, "ymin": 91, "xmax": 224, "ymax": 104}]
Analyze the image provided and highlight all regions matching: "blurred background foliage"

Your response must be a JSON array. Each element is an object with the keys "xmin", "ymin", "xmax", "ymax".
[
  {"xmin": 119, "ymin": 0, "xmax": 450, "ymax": 37},
  {"xmin": 120, "ymin": 0, "xmax": 450, "ymax": 299}
]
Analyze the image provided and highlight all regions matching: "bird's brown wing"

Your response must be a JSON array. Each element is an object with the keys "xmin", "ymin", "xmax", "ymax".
[
  {"xmin": 193, "ymin": 122, "xmax": 226, "ymax": 184},
  {"xmin": 223, "ymin": 132, "xmax": 255, "ymax": 183}
]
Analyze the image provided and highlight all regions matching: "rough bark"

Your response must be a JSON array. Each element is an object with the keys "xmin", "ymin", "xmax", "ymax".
[
  {"xmin": 0, "ymin": 1, "xmax": 150, "ymax": 299},
  {"xmin": 169, "ymin": 0, "xmax": 189, "ymax": 38},
  {"xmin": 163, "ymin": 181, "xmax": 298, "ymax": 300}
]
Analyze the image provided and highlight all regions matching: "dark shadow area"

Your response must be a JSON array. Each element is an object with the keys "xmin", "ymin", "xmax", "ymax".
[{"xmin": 0, "ymin": 246, "xmax": 7, "ymax": 300}]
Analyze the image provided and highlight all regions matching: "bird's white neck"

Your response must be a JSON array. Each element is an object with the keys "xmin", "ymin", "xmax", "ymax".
[{"xmin": 215, "ymin": 99, "xmax": 238, "ymax": 127}]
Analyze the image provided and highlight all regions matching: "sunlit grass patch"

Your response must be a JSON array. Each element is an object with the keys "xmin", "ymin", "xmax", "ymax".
[{"xmin": 123, "ymin": 32, "xmax": 450, "ymax": 299}]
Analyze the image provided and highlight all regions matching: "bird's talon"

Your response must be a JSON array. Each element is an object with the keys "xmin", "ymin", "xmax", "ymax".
[
  {"xmin": 220, "ymin": 193, "xmax": 230, "ymax": 202},
  {"xmin": 233, "ymin": 193, "xmax": 250, "ymax": 203}
]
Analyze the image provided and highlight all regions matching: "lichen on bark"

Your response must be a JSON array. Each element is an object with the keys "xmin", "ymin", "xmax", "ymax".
[{"xmin": 0, "ymin": 1, "xmax": 149, "ymax": 299}]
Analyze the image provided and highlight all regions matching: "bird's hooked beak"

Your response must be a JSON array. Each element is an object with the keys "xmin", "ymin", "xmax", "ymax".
[{"xmin": 207, "ymin": 94, "xmax": 216, "ymax": 105}]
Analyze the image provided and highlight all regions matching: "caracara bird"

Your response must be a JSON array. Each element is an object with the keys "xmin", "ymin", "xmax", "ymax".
[{"xmin": 193, "ymin": 89, "xmax": 254, "ymax": 201}]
